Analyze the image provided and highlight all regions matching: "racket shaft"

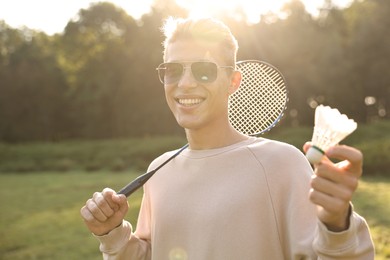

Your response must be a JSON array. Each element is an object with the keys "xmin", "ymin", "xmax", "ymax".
[
  {"xmin": 117, "ymin": 144, "xmax": 189, "ymax": 197},
  {"xmin": 118, "ymin": 170, "xmax": 156, "ymax": 197}
]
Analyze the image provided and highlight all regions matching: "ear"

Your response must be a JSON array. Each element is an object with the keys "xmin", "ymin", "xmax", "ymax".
[{"xmin": 228, "ymin": 71, "xmax": 242, "ymax": 95}]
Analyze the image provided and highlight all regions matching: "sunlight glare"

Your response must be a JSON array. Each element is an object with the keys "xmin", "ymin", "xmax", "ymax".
[
  {"xmin": 175, "ymin": 0, "xmax": 289, "ymax": 23},
  {"xmin": 0, "ymin": 0, "xmax": 355, "ymax": 35}
]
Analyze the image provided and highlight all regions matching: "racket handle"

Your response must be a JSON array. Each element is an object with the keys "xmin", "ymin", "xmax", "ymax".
[{"xmin": 117, "ymin": 170, "xmax": 156, "ymax": 197}]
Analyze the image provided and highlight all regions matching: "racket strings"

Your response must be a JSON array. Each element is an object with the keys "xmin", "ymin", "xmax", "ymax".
[{"xmin": 228, "ymin": 61, "xmax": 288, "ymax": 135}]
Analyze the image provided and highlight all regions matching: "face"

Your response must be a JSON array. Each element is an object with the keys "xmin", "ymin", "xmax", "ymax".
[{"xmin": 163, "ymin": 40, "xmax": 240, "ymax": 132}]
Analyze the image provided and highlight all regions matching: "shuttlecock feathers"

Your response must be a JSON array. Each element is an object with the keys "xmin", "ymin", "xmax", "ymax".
[{"xmin": 306, "ymin": 105, "xmax": 357, "ymax": 164}]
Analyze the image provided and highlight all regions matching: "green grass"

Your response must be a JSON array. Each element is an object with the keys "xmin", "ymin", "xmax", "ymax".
[
  {"xmin": 0, "ymin": 136, "xmax": 186, "ymax": 173},
  {"xmin": 0, "ymin": 121, "xmax": 388, "ymax": 258},
  {"xmin": 0, "ymin": 171, "xmax": 143, "ymax": 260},
  {"xmin": 1, "ymin": 120, "xmax": 389, "ymax": 176},
  {"xmin": 0, "ymin": 172, "xmax": 388, "ymax": 259},
  {"xmin": 353, "ymin": 177, "xmax": 390, "ymax": 259}
]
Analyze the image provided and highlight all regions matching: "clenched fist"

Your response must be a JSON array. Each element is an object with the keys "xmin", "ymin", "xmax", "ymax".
[{"xmin": 80, "ymin": 188, "xmax": 129, "ymax": 236}]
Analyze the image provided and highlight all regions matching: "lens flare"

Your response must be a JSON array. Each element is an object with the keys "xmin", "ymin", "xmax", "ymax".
[{"xmin": 169, "ymin": 247, "xmax": 188, "ymax": 260}]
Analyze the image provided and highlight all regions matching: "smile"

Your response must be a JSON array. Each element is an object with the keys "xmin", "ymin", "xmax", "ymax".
[{"xmin": 177, "ymin": 98, "xmax": 204, "ymax": 106}]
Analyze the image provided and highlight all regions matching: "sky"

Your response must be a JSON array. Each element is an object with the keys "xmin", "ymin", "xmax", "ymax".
[{"xmin": 0, "ymin": 0, "xmax": 354, "ymax": 35}]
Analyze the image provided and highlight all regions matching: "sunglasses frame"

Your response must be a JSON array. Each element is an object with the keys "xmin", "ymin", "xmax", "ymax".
[{"xmin": 156, "ymin": 61, "xmax": 234, "ymax": 85}]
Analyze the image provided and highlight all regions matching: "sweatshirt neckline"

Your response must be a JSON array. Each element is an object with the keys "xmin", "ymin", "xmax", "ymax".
[{"xmin": 181, "ymin": 137, "xmax": 258, "ymax": 159}]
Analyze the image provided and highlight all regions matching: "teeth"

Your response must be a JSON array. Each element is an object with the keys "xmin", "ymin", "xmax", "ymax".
[{"xmin": 178, "ymin": 98, "xmax": 203, "ymax": 106}]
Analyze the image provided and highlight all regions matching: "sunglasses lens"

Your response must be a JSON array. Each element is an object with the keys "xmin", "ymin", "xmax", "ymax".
[
  {"xmin": 158, "ymin": 63, "xmax": 183, "ymax": 84},
  {"xmin": 157, "ymin": 62, "xmax": 220, "ymax": 84},
  {"xmin": 192, "ymin": 62, "xmax": 217, "ymax": 83}
]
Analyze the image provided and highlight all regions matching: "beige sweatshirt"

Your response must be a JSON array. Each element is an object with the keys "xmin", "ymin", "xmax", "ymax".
[{"xmin": 96, "ymin": 137, "xmax": 374, "ymax": 259}]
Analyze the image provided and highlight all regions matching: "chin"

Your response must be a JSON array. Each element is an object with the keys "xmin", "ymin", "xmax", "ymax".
[
  {"xmin": 176, "ymin": 121, "xmax": 197, "ymax": 129},
  {"xmin": 175, "ymin": 118, "xmax": 203, "ymax": 130}
]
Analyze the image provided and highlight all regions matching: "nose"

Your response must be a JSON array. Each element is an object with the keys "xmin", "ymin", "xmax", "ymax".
[{"xmin": 178, "ymin": 66, "xmax": 197, "ymax": 88}]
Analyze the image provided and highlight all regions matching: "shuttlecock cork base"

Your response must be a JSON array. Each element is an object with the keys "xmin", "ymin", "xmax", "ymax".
[
  {"xmin": 306, "ymin": 145, "xmax": 325, "ymax": 164},
  {"xmin": 306, "ymin": 105, "xmax": 357, "ymax": 165}
]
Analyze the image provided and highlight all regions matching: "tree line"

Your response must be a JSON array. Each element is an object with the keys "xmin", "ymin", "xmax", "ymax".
[{"xmin": 0, "ymin": 0, "xmax": 389, "ymax": 142}]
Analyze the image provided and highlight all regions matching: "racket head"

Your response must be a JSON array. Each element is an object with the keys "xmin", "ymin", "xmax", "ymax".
[{"xmin": 228, "ymin": 60, "xmax": 288, "ymax": 136}]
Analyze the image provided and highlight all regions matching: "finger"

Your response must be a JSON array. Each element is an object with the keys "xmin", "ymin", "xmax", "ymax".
[
  {"xmin": 326, "ymin": 145, "xmax": 362, "ymax": 163},
  {"xmin": 85, "ymin": 198, "xmax": 109, "ymax": 222},
  {"xmin": 111, "ymin": 193, "xmax": 127, "ymax": 205},
  {"xmin": 315, "ymin": 161, "xmax": 343, "ymax": 181},
  {"xmin": 326, "ymin": 145, "xmax": 363, "ymax": 176},
  {"xmin": 93, "ymin": 191, "xmax": 117, "ymax": 216},
  {"xmin": 311, "ymin": 174, "xmax": 354, "ymax": 202},
  {"xmin": 314, "ymin": 162, "xmax": 359, "ymax": 191},
  {"xmin": 302, "ymin": 142, "xmax": 312, "ymax": 153},
  {"xmin": 101, "ymin": 188, "xmax": 129, "ymax": 217},
  {"xmin": 111, "ymin": 193, "xmax": 128, "ymax": 213},
  {"xmin": 80, "ymin": 205, "xmax": 101, "ymax": 223},
  {"xmin": 303, "ymin": 142, "xmax": 334, "ymax": 165},
  {"xmin": 80, "ymin": 205, "xmax": 93, "ymax": 222},
  {"xmin": 101, "ymin": 188, "xmax": 120, "ymax": 211},
  {"xmin": 309, "ymin": 188, "xmax": 348, "ymax": 215}
]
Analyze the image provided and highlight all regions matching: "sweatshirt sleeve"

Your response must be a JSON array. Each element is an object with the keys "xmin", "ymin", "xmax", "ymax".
[
  {"xmin": 94, "ymin": 221, "xmax": 150, "ymax": 260},
  {"xmin": 94, "ymin": 190, "xmax": 152, "ymax": 260},
  {"xmin": 313, "ymin": 209, "xmax": 375, "ymax": 260}
]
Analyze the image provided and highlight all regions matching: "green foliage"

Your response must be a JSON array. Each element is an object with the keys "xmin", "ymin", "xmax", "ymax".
[
  {"xmin": 264, "ymin": 120, "xmax": 390, "ymax": 176},
  {"xmin": 1, "ymin": 0, "xmax": 389, "ymax": 142},
  {"xmin": 0, "ymin": 136, "xmax": 186, "ymax": 173},
  {"xmin": 0, "ymin": 172, "xmax": 388, "ymax": 259},
  {"xmin": 0, "ymin": 121, "xmax": 388, "ymax": 176},
  {"xmin": 349, "ymin": 120, "xmax": 390, "ymax": 175}
]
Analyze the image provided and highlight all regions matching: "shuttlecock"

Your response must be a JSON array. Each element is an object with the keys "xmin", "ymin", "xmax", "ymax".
[{"xmin": 306, "ymin": 105, "xmax": 357, "ymax": 164}]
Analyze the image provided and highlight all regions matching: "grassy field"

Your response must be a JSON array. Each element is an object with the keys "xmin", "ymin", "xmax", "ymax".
[
  {"xmin": 0, "ymin": 171, "xmax": 389, "ymax": 259},
  {"xmin": 353, "ymin": 176, "xmax": 390, "ymax": 259},
  {"xmin": 0, "ymin": 171, "xmax": 143, "ymax": 260},
  {"xmin": 0, "ymin": 121, "xmax": 389, "ymax": 258}
]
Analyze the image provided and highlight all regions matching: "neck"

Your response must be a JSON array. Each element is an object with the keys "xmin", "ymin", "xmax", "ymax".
[{"xmin": 185, "ymin": 123, "xmax": 249, "ymax": 150}]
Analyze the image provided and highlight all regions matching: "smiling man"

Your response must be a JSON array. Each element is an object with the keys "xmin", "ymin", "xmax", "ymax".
[
  {"xmin": 161, "ymin": 40, "xmax": 245, "ymax": 149},
  {"xmin": 81, "ymin": 17, "xmax": 374, "ymax": 259}
]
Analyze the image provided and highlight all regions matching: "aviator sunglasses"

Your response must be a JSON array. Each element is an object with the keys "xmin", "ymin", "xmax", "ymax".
[{"xmin": 156, "ymin": 61, "xmax": 234, "ymax": 85}]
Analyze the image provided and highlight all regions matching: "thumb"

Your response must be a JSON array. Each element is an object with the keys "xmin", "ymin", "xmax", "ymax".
[{"xmin": 112, "ymin": 193, "xmax": 128, "ymax": 212}]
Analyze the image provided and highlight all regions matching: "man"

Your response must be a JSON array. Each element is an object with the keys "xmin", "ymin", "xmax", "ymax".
[{"xmin": 81, "ymin": 17, "xmax": 374, "ymax": 259}]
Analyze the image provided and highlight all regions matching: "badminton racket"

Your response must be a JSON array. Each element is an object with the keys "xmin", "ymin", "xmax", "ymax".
[{"xmin": 118, "ymin": 60, "xmax": 288, "ymax": 197}]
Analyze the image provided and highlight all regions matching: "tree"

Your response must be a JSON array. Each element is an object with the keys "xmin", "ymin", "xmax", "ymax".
[
  {"xmin": 1, "ymin": 0, "xmax": 389, "ymax": 142},
  {"xmin": 344, "ymin": 0, "xmax": 390, "ymax": 121},
  {"xmin": 59, "ymin": 2, "xmax": 143, "ymax": 138},
  {"xmin": 0, "ymin": 24, "xmax": 69, "ymax": 142}
]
